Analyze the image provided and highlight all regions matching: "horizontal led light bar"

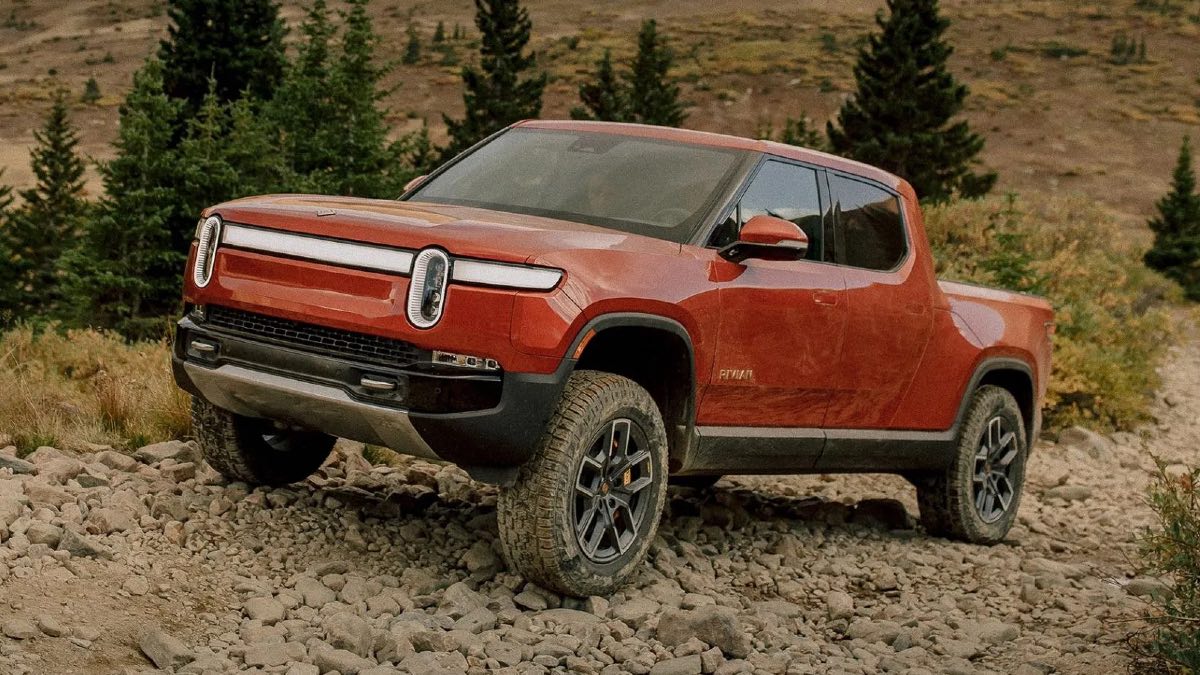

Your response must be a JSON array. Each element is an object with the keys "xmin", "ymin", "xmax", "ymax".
[
  {"xmin": 222, "ymin": 224, "xmax": 415, "ymax": 275},
  {"xmin": 219, "ymin": 223, "xmax": 561, "ymax": 291},
  {"xmin": 451, "ymin": 259, "xmax": 563, "ymax": 290}
]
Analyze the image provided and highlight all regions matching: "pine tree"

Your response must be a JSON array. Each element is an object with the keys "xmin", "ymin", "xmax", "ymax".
[
  {"xmin": 403, "ymin": 23, "xmax": 422, "ymax": 64},
  {"xmin": 0, "ymin": 90, "xmax": 87, "ymax": 321},
  {"xmin": 778, "ymin": 116, "xmax": 825, "ymax": 150},
  {"xmin": 1145, "ymin": 137, "xmax": 1200, "ymax": 301},
  {"xmin": 826, "ymin": 0, "xmax": 995, "ymax": 202},
  {"xmin": 571, "ymin": 49, "xmax": 628, "ymax": 121},
  {"xmin": 270, "ymin": 0, "xmax": 415, "ymax": 197},
  {"xmin": 82, "ymin": 77, "xmax": 101, "ymax": 104},
  {"xmin": 159, "ymin": 0, "xmax": 287, "ymax": 111},
  {"xmin": 442, "ymin": 0, "xmax": 546, "ymax": 158},
  {"xmin": 624, "ymin": 20, "xmax": 686, "ymax": 127},
  {"xmin": 0, "ymin": 170, "xmax": 12, "ymax": 218},
  {"xmin": 60, "ymin": 59, "xmax": 185, "ymax": 337},
  {"xmin": 433, "ymin": 20, "xmax": 446, "ymax": 43}
]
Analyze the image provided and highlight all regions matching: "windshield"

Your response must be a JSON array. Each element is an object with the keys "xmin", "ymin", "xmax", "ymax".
[{"xmin": 409, "ymin": 128, "xmax": 751, "ymax": 243}]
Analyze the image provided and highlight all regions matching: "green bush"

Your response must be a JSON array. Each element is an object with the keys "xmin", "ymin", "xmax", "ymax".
[
  {"xmin": 1137, "ymin": 463, "xmax": 1200, "ymax": 671},
  {"xmin": 925, "ymin": 193, "xmax": 1177, "ymax": 431}
]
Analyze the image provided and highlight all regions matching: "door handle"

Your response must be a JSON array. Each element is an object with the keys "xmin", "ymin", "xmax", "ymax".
[{"xmin": 813, "ymin": 291, "xmax": 839, "ymax": 306}]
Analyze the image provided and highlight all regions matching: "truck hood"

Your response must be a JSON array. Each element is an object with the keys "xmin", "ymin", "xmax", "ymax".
[{"xmin": 205, "ymin": 194, "xmax": 682, "ymax": 264}]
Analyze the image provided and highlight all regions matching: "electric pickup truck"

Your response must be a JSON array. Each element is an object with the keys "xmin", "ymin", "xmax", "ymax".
[{"xmin": 173, "ymin": 121, "xmax": 1053, "ymax": 597}]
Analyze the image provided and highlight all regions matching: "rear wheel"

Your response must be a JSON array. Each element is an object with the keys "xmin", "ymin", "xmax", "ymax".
[
  {"xmin": 497, "ymin": 370, "xmax": 668, "ymax": 597},
  {"xmin": 916, "ymin": 385, "xmax": 1027, "ymax": 544},
  {"xmin": 191, "ymin": 398, "xmax": 335, "ymax": 486}
]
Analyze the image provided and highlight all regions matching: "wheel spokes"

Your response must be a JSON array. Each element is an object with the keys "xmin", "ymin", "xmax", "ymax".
[{"xmin": 572, "ymin": 417, "xmax": 657, "ymax": 564}]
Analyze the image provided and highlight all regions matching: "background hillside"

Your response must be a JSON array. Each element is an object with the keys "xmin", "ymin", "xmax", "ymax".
[{"xmin": 1, "ymin": 0, "xmax": 1198, "ymax": 228}]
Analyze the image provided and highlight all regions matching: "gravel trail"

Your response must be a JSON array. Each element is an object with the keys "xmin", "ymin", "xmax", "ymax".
[{"xmin": 0, "ymin": 328, "xmax": 1196, "ymax": 675}]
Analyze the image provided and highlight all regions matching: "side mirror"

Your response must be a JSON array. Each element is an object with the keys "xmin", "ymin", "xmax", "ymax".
[
  {"xmin": 719, "ymin": 214, "xmax": 809, "ymax": 263},
  {"xmin": 403, "ymin": 175, "xmax": 428, "ymax": 193}
]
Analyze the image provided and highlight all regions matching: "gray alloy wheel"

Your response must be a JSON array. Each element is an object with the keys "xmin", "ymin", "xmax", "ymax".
[
  {"xmin": 916, "ymin": 385, "xmax": 1027, "ymax": 544},
  {"xmin": 572, "ymin": 418, "xmax": 656, "ymax": 564}
]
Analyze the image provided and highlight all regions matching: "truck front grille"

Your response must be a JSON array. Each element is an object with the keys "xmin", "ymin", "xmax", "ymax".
[{"xmin": 205, "ymin": 305, "xmax": 424, "ymax": 368}]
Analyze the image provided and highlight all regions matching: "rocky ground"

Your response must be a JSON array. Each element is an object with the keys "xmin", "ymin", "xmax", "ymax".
[{"xmin": 0, "ymin": 333, "xmax": 1196, "ymax": 675}]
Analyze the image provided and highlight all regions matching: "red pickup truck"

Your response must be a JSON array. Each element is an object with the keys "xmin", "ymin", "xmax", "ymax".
[{"xmin": 174, "ymin": 121, "xmax": 1053, "ymax": 596}]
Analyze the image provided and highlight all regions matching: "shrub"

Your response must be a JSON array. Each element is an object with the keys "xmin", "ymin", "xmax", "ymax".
[
  {"xmin": 0, "ymin": 325, "xmax": 190, "ymax": 452},
  {"xmin": 925, "ymin": 193, "xmax": 1177, "ymax": 431},
  {"xmin": 1135, "ymin": 463, "xmax": 1200, "ymax": 671}
]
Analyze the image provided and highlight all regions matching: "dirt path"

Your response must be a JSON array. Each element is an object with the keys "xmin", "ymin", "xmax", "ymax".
[{"xmin": 0, "ymin": 326, "xmax": 1196, "ymax": 674}]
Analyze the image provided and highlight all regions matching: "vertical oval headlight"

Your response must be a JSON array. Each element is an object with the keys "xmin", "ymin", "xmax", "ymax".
[
  {"xmin": 193, "ymin": 216, "xmax": 222, "ymax": 288},
  {"xmin": 407, "ymin": 248, "xmax": 450, "ymax": 329}
]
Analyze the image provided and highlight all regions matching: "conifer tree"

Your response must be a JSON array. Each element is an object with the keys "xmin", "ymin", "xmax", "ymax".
[
  {"xmin": 270, "ymin": 0, "xmax": 413, "ymax": 197},
  {"xmin": 624, "ymin": 20, "xmax": 686, "ymax": 127},
  {"xmin": 827, "ymin": 0, "xmax": 995, "ymax": 202},
  {"xmin": 571, "ymin": 49, "xmax": 628, "ymax": 122},
  {"xmin": 433, "ymin": 20, "xmax": 446, "ymax": 43},
  {"xmin": 82, "ymin": 77, "xmax": 101, "ymax": 104},
  {"xmin": 159, "ymin": 0, "xmax": 287, "ymax": 111},
  {"xmin": 1145, "ymin": 137, "xmax": 1200, "ymax": 301},
  {"xmin": 0, "ymin": 91, "xmax": 87, "ymax": 321},
  {"xmin": 61, "ymin": 60, "xmax": 185, "ymax": 336},
  {"xmin": 442, "ymin": 0, "xmax": 546, "ymax": 158},
  {"xmin": 0, "ymin": 170, "xmax": 12, "ymax": 218},
  {"xmin": 403, "ymin": 23, "xmax": 422, "ymax": 64}
]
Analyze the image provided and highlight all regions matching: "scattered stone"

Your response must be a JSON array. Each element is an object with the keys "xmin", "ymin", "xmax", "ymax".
[
  {"xmin": 0, "ymin": 455, "xmax": 36, "ymax": 475},
  {"xmin": 3, "ymin": 619, "xmax": 39, "ymax": 640},
  {"xmin": 24, "ymin": 521, "xmax": 62, "ymax": 548},
  {"xmin": 825, "ymin": 590, "xmax": 855, "ymax": 620},
  {"xmin": 1043, "ymin": 485, "xmax": 1093, "ymax": 502},
  {"xmin": 57, "ymin": 529, "xmax": 112, "ymax": 559},
  {"xmin": 86, "ymin": 507, "xmax": 135, "ymax": 534},
  {"xmin": 1126, "ymin": 577, "xmax": 1173, "ymax": 601},
  {"xmin": 1057, "ymin": 426, "xmax": 1114, "ymax": 459},
  {"xmin": 312, "ymin": 647, "xmax": 375, "ymax": 675},
  {"xmin": 36, "ymin": 615, "xmax": 68, "ymax": 638},
  {"xmin": 652, "ymin": 655, "xmax": 704, "ymax": 675},
  {"xmin": 138, "ymin": 629, "xmax": 194, "ymax": 670},
  {"xmin": 244, "ymin": 597, "xmax": 285, "ymax": 625},
  {"xmin": 95, "ymin": 450, "xmax": 140, "ymax": 473},
  {"xmin": 134, "ymin": 440, "xmax": 195, "ymax": 465},
  {"xmin": 656, "ymin": 606, "xmax": 751, "ymax": 659}
]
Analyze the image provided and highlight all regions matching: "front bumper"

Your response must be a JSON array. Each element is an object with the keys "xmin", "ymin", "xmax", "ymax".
[{"xmin": 173, "ymin": 316, "xmax": 573, "ymax": 481}]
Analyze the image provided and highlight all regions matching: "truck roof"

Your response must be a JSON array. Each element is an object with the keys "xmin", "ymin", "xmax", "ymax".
[{"xmin": 517, "ymin": 119, "xmax": 906, "ymax": 192}]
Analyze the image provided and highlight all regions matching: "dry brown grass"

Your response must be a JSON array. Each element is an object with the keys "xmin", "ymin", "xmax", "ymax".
[{"xmin": 0, "ymin": 325, "xmax": 189, "ymax": 454}]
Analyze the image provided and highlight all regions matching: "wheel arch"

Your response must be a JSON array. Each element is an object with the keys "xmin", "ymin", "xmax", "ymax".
[
  {"xmin": 566, "ymin": 313, "xmax": 696, "ymax": 473},
  {"xmin": 962, "ymin": 358, "xmax": 1039, "ymax": 447}
]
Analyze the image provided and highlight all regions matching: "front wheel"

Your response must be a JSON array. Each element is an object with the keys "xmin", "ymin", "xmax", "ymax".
[
  {"xmin": 916, "ymin": 385, "xmax": 1027, "ymax": 544},
  {"xmin": 497, "ymin": 370, "xmax": 668, "ymax": 597},
  {"xmin": 191, "ymin": 398, "xmax": 336, "ymax": 486}
]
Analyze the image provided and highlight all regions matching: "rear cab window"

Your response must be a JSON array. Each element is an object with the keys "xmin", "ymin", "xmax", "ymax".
[{"xmin": 829, "ymin": 174, "xmax": 907, "ymax": 271}]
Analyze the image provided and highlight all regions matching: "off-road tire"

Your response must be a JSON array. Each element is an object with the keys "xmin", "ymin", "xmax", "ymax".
[
  {"xmin": 917, "ymin": 385, "xmax": 1027, "ymax": 544},
  {"xmin": 191, "ymin": 398, "xmax": 335, "ymax": 486},
  {"xmin": 497, "ymin": 370, "xmax": 669, "ymax": 597}
]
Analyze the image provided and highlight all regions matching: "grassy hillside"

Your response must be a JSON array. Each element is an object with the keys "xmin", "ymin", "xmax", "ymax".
[{"xmin": 1, "ymin": 0, "xmax": 1198, "ymax": 226}]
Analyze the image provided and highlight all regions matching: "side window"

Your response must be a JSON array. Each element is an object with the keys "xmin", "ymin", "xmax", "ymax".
[
  {"xmin": 708, "ymin": 160, "xmax": 824, "ymax": 261},
  {"xmin": 831, "ymin": 176, "xmax": 906, "ymax": 271}
]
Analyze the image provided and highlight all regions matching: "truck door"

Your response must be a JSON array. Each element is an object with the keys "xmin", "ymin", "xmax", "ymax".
[
  {"xmin": 698, "ymin": 160, "xmax": 848, "ymax": 431},
  {"xmin": 824, "ymin": 173, "xmax": 933, "ymax": 429}
]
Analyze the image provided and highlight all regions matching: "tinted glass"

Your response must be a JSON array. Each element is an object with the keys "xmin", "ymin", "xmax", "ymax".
[
  {"xmin": 708, "ymin": 160, "xmax": 824, "ymax": 261},
  {"xmin": 832, "ymin": 176, "xmax": 906, "ymax": 271},
  {"xmin": 411, "ymin": 129, "xmax": 749, "ymax": 244}
]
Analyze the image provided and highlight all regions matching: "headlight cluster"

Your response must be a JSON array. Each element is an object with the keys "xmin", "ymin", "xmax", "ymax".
[{"xmin": 193, "ymin": 216, "xmax": 222, "ymax": 288}]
